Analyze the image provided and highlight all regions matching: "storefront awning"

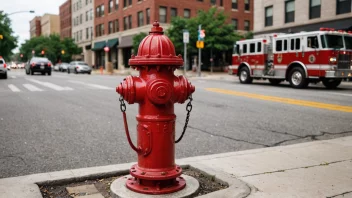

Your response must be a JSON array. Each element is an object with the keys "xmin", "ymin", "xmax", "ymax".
[
  {"xmin": 107, "ymin": 38, "xmax": 119, "ymax": 48},
  {"xmin": 92, "ymin": 41, "xmax": 106, "ymax": 51}
]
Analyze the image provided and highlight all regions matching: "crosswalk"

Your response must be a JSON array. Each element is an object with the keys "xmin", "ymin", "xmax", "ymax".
[{"xmin": 2, "ymin": 78, "xmax": 115, "ymax": 93}]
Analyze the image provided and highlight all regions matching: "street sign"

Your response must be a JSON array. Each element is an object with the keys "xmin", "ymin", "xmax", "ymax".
[
  {"xmin": 183, "ymin": 30, "xmax": 189, "ymax": 44},
  {"xmin": 196, "ymin": 41, "xmax": 204, "ymax": 49}
]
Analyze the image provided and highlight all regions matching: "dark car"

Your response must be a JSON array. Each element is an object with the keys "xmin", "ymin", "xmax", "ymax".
[{"xmin": 25, "ymin": 57, "xmax": 52, "ymax": 75}]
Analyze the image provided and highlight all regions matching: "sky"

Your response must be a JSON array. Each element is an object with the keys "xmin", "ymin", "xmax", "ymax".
[{"xmin": 2, "ymin": 0, "xmax": 67, "ymax": 53}]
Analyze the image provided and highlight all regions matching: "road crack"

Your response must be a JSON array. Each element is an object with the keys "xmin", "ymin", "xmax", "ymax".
[
  {"xmin": 187, "ymin": 125, "xmax": 269, "ymax": 147},
  {"xmin": 271, "ymin": 130, "xmax": 352, "ymax": 147},
  {"xmin": 327, "ymin": 191, "xmax": 352, "ymax": 198}
]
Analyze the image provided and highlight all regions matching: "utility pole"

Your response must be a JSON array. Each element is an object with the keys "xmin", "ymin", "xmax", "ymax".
[
  {"xmin": 197, "ymin": 25, "xmax": 202, "ymax": 77},
  {"xmin": 183, "ymin": 30, "xmax": 189, "ymax": 76}
]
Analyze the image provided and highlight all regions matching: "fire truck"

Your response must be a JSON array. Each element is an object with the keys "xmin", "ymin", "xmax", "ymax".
[{"xmin": 228, "ymin": 28, "xmax": 352, "ymax": 89}]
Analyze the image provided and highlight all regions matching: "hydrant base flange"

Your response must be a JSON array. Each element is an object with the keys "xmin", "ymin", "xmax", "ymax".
[
  {"xmin": 111, "ymin": 174, "xmax": 200, "ymax": 198},
  {"xmin": 130, "ymin": 164, "xmax": 183, "ymax": 180},
  {"xmin": 126, "ymin": 176, "xmax": 186, "ymax": 194}
]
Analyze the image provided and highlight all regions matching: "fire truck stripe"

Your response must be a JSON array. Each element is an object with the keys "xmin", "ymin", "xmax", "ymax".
[{"xmin": 205, "ymin": 88, "xmax": 352, "ymax": 113}]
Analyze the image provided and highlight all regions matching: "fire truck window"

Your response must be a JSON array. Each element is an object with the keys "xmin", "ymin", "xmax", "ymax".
[
  {"xmin": 243, "ymin": 44, "xmax": 247, "ymax": 53},
  {"xmin": 290, "ymin": 39, "xmax": 295, "ymax": 50},
  {"xmin": 295, "ymin": 38, "xmax": 300, "ymax": 50},
  {"xmin": 284, "ymin": 40, "xmax": 288, "ymax": 51},
  {"xmin": 307, "ymin": 36, "xmax": 319, "ymax": 48},
  {"xmin": 276, "ymin": 40, "xmax": 282, "ymax": 52},
  {"xmin": 320, "ymin": 35, "xmax": 326, "ymax": 48},
  {"xmin": 250, "ymin": 43, "xmax": 255, "ymax": 53},
  {"xmin": 257, "ymin": 42, "xmax": 262, "ymax": 52},
  {"xmin": 236, "ymin": 44, "xmax": 240, "ymax": 54}
]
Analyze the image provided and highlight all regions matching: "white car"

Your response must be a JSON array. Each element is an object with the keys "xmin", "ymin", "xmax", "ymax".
[
  {"xmin": 0, "ymin": 57, "xmax": 7, "ymax": 79},
  {"xmin": 11, "ymin": 63, "xmax": 18, "ymax": 69},
  {"xmin": 53, "ymin": 64, "xmax": 60, "ymax": 71}
]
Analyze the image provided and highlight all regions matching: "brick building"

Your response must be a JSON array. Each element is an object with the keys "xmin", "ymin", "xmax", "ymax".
[
  {"xmin": 60, "ymin": 0, "xmax": 72, "ymax": 39},
  {"xmin": 92, "ymin": 0, "xmax": 253, "ymax": 70},
  {"xmin": 254, "ymin": 0, "xmax": 352, "ymax": 37},
  {"xmin": 30, "ymin": 16, "xmax": 42, "ymax": 38}
]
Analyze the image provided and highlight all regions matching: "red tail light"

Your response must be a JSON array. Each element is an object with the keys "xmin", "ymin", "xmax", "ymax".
[
  {"xmin": 48, "ymin": 63, "xmax": 51, "ymax": 67},
  {"xmin": 3, "ymin": 63, "xmax": 6, "ymax": 68},
  {"xmin": 76, "ymin": 66, "xmax": 79, "ymax": 69},
  {"xmin": 31, "ymin": 63, "xmax": 35, "ymax": 67}
]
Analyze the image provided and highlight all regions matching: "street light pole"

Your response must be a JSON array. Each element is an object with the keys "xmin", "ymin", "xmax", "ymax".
[{"xmin": 7, "ymin": 10, "xmax": 35, "ymax": 16}]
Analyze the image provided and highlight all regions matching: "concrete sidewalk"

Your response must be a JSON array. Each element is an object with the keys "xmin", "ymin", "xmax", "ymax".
[{"xmin": 1, "ymin": 136, "xmax": 351, "ymax": 198}]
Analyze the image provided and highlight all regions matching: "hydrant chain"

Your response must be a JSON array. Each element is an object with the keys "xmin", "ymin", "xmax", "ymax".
[
  {"xmin": 119, "ymin": 96, "xmax": 126, "ymax": 112},
  {"xmin": 175, "ymin": 95, "xmax": 193, "ymax": 143}
]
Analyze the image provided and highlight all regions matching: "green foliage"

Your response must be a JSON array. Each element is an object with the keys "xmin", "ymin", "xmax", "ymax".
[
  {"xmin": 19, "ymin": 34, "xmax": 81, "ymax": 63},
  {"xmin": 0, "ymin": 11, "xmax": 18, "ymax": 61},
  {"xmin": 166, "ymin": 7, "xmax": 252, "ymax": 68},
  {"xmin": 132, "ymin": 32, "xmax": 148, "ymax": 55}
]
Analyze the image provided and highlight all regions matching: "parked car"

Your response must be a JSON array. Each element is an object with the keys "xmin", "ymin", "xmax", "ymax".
[
  {"xmin": 18, "ymin": 63, "xmax": 25, "ymax": 69},
  {"xmin": 0, "ymin": 56, "xmax": 7, "ymax": 79},
  {"xmin": 53, "ymin": 63, "xmax": 60, "ymax": 71},
  {"xmin": 25, "ymin": 57, "xmax": 52, "ymax": 75},
  {"xmin": 68, "ymin": 61, "xmax": 91, "ymax": 74},
  {"xmin": 59, "ymin": 62, "xmax": 70, "ymax": 72},
  {"xmin": 11, "ymin": 62, "xmax": 18, "ymax": 69}
]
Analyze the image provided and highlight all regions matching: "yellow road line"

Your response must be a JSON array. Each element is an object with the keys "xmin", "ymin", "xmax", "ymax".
[{"xmin": 205, "ymin": 88, "xmax": 352, "ymax": 113}]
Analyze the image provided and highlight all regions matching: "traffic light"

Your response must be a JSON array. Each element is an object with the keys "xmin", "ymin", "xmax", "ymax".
[
  {"xmin": 20, "ymin": 54, "xmax": 23, "ymax": 58},
  {"xmin": 41, "ymin": 50, "xmax": 45, "ymax": 55},
  {"xmin": 61, "ymin": 50, "xmax": 65, "ymax": 55},
  {"xmin": 0, "ymin": 35, "xmax": 3, "ymax": 40}
]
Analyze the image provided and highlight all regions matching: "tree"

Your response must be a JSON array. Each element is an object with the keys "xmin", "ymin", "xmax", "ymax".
[
  {"xmin": 0, "ymin": 11, "xmax": 18, "ymax": 61},
  {"xmin": 166, "ymin": 7, "xmax": 250, "ymax": 70},
  {"xmin": 19, "ymin": 35, "xmax": 81, "ymax": 63},
  {"xmin": 132, "ymin": 32, "xmax": 148, "ymax": 55}
]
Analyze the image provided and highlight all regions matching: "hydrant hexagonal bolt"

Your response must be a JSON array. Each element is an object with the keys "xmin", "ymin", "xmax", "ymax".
[{"xmin": 116, "ymin": 21, "xmax": 195, "ymax": 195}]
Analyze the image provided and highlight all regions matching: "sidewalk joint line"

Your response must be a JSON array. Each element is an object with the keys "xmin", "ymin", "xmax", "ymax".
[{"xmin": 327, "ymin": 191, "xmax": 352, "ymax": 198}]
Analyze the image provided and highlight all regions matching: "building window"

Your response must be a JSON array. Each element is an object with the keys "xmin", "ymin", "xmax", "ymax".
[
  {"xmin": 171, "ymin": 8, "xmax": 177, "ymax": 18},
  {"xmin": 86, "ymin": 0, "xmax": 88, "ymax": 5},
  {"xmin": 232, "ymin": 0, "xmax": 237, "ymax": 9},
  {"xmin": 265, "ymin": 6, "xmax": 273, "ymax": 27},
  {"xmin": 79, "ymin": 30, "xmax": 82, "ymax": 40},
  {"xmin": 285, "ymin": 0, "xmax": 295, "ymax": 23},
  {"xmin": 146, "ymin": 8, "xmax": 150, "ymax": 24},
  {"xmin": 90, "ymin": 9, "xmax": 93, "ymax": 20},
  {"xmin": 138, "ymin": 11, "xmax": 144, "ymax": 27},
  {"xmin": 232, "ymin": 19, "xmax": 238, "ymax": 30},
  {"xmin": 244, "ymin": 20, "xmax": 250, "ymax": 31},
  {"xmin": 184, "ymin": 9, "xmax": 190, "ymax": 18},
  {"xmin": 108, "ymin": 21, "xmax": 113, "ymax": 34},
  {"xmin": 114, "ymin": 20, "xmax": 119, "ymax": 32},
  {"xmin": 245, "ymin": 0, "xmax": 250, "ymax": 11},
  {"xmin": 336, "ymin": 0, "xmax": 351, "ymax": 14},
  {"xmin": 86, "ymin": 27, "xmax": 89, "ymax": 39},
  {"xmin": 159, "ymin": 6, "xmax": 167, "ymax": 23},
  {"xmin": 124, "ymin": 0, "xmax": 131, "ymax": 7},
  {"xmin": 309, "ymin": 0, "xmax": 321, "ymax": 19},
  {"xmin": 101, "ymin": 24, "xmax": 104, "ymax": 35},
  {"xmin": 109, "ymin": 0, "xmax": 113, "ymax": 13},
  {"xmin": 101, "ymin": 4, "xmax": 105, "ymax": 16},
  {"xmin": 96, "ymin": 6, "xmax": 100, "ymax": 17},
  {"xmin": 124, "ymin": 15, "xmax": 132, "ymax": 30},
  {"xmin": 211, "ymin": 0, "xmax": 216, "ymax": 5},
  {"xmin": 129, "ymin": 15, "xmax": 132, "ymax": 29},
  {"xmin": 80, "ymin": 14, "xmax": 82, "ymax": 24},
  {"xmin": 115, "ymin": 0, "xmax": 119, "ymax": 9},
  {"xmin": 220, "ymin": 0, "xmax": 223, "ymax": 6},
  {"xmin": 86, "ymin": 11, "xmax": 89, "ymax": 21}
]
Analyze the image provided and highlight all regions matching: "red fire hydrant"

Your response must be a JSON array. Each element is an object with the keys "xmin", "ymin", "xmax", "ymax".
[{"xmin": 116, "ymin": 21, "xmax": 195, "ymax": 194}]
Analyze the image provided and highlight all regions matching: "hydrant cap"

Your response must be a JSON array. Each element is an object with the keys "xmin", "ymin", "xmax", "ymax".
[{"xmin": 129, "ymin": 21, "xmax": 183, "ymax": 66}]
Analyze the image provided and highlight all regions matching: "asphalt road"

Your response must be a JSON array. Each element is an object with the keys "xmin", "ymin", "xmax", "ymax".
[{"xmin": 1, "ymin": 69, "xmax": 351, "ymax": 178}]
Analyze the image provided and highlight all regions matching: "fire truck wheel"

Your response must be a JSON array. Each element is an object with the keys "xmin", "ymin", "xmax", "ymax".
[
  {"xmin": 322, "ymin": 79, "xmax": 342, "ymax": 89},
  {"xmin": 269, "ymin": 79, "xmax": 282, "ymax": 85},
  {"xmin": 288, "ymin": 67, "xmax": 309, "ymax": 89},
  {"xmin": 239, "ymin": 67, "xmax": 253, "ymax": 84}
]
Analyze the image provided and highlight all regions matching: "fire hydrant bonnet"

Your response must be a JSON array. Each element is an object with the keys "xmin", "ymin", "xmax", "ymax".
[{"xmin": 129, "ymin": 21, "xmax": 184, "ymax": 66}]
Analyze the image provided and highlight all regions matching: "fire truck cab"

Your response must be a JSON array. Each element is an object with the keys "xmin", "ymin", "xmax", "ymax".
[{"xmin": 228, "ymin": 28, "xmax": 352, "ymax": 89}]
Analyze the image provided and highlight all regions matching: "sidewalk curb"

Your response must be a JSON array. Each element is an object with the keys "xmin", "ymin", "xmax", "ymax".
[{"xmin": 0, "ymin": 161, "xmax": 250, "ymax": 198}]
